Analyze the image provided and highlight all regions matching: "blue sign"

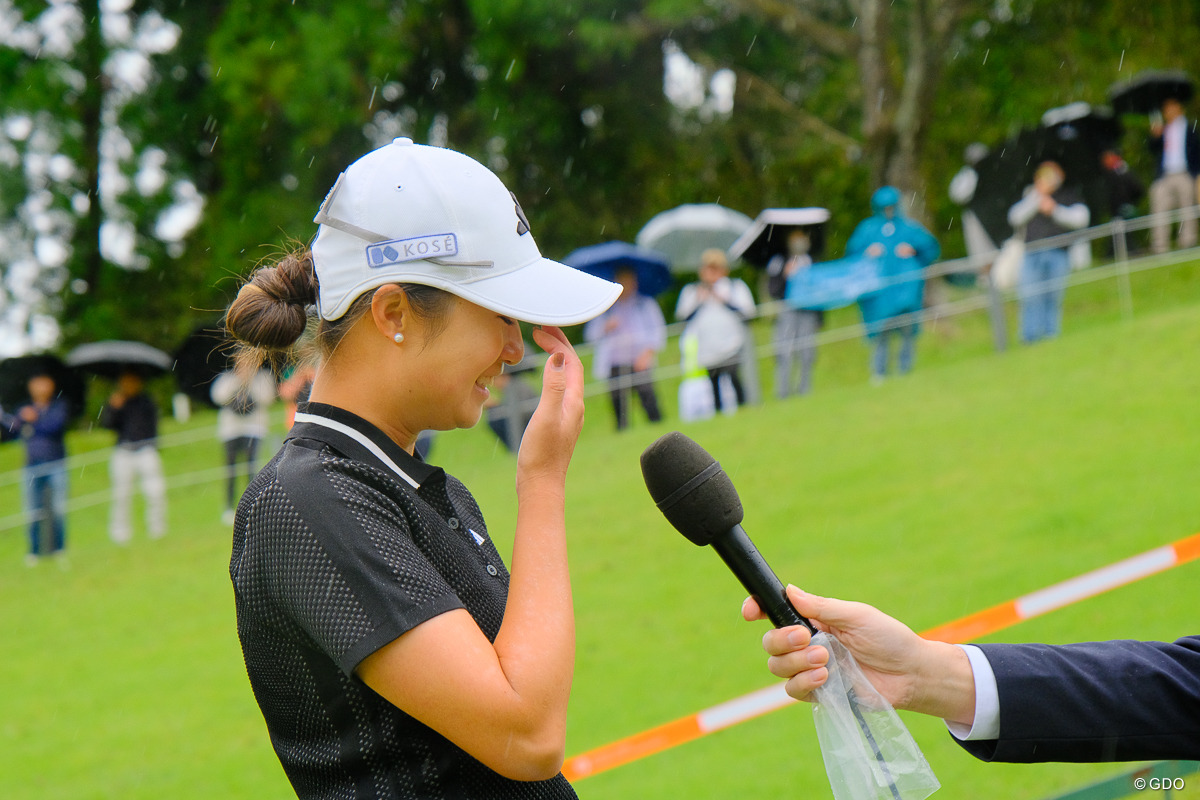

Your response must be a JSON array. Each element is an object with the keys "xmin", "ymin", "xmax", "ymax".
[{"xmin": 785, "ymin": 257, "xmax": 884, "ymax": 311}]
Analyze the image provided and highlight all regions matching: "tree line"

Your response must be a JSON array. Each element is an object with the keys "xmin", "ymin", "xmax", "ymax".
[{"xmin": 1, "ymin": 0, "xmax": 1197, "ymax": 350}]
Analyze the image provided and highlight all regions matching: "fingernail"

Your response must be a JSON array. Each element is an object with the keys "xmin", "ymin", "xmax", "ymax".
[
  {"xmin": 787, "ymin": 628, "xmax": 809, "ymax": 646},
  {"xmin": 549, "ymin": 353, "xmax": 565, "ymax": 370}
]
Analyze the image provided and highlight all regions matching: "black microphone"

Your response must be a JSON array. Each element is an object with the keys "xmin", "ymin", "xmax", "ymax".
[{"xmin": 640, "ymin": 431, "xmax": 814, "ymax": 633}]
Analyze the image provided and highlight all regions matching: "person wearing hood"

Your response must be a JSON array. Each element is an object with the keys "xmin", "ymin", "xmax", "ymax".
[{"xmin": 847, "ymin": 187, "xmax": 941, "ymax": 382}]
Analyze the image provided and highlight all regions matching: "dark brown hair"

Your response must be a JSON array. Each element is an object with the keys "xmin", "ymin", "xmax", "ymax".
[{"xmin": 224, "ymin": 246, "xmax": 454, "ymax": 371}]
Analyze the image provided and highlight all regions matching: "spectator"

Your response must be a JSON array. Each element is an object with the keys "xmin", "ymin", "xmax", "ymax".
[
  {"xmin": 766, "ymin": 228, "xmax": 824, "ymax": 398},
  {"xmin": 485, "ymin": 363, "xmax": 539, "ymax": 452},
  {"xmin": 1, "ymin": 372, "xmax": 70, "ymax": 566},
  {"xmin": 1101, "ymin": 149, "xmax": 1145, "ymax": 256},
  {"xmin": 948, "ymin": 142, "xmax": 998, "ymax": 267},
  {"xmin": 675, "ymin": 248, "xmax": 756, "ymax": 413},
  {"xmin": 1147, "ymin": 96, "xmax": 1200, "ymax": 254},
  {"xmin": 99, "ymin": 371, "xmax": 166, "ymax": 543},
  {"xmin": 210, "ymin": 366, "xmax": 277, "ymax": 525},
  {"xmin": 583, "ymin": 267, "xmax": 665, "ymax": 431},
  {"xmin": 849, "ymin": 187, "xmax": 941, "ymax": 381},
  {"xmin": 1008, "ymin": 161, "xmax": 1090, "ymax": 344}
]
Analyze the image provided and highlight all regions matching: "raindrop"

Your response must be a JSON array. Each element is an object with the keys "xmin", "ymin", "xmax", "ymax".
[
  {"xmin": 745, "ymin": 34, "xmax": 757, "ymax": 57},
  {"xmin": 505, "ymin": 60, "xmax": 515, "ymax": 81},
  {"xmin": 368, "ymin": 86, "xmax": 377, "ymax": 110},
  {"xmin": 982, "ymin": 49, "xmax": 989, "ymax": 65}
]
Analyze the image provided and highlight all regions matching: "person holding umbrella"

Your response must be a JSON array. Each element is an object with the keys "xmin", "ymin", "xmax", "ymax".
[
  {"xmin": 583, "ymin": 266, "xmax": 666, "ymax": 431},
  {"xmin": 1008, "ymin": 161, "xmax": 1090, "ymax": 345},
  {"xmin": 1148, "ymin": 96, "xmax": 1200, "ymax": 254},
  {"xmin": 210, "ymin": 365, "xmax": 277, "ymax": 525},
  {"xmin": 99, "ymin": 370, "xmax": 167, "ymax": 543},
  {"xmin": 1, "ymin": 369, "xmax": 70, "ymax": 566},
  {"xmin": 223, "ymin": 138, "xmax": 620, "ymax": 798},
  {"xmin": 675, "ymin": 248, "xmax": 756, "ymax": 412},
  {"xmin": 766, "ymin": 227, "xmax": 825, "ymax": 398}
]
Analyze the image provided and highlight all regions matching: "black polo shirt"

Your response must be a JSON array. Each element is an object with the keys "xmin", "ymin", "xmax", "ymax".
[{"xmin": 230, "ymin": 402, "xmax": 577, "ymax": 800}]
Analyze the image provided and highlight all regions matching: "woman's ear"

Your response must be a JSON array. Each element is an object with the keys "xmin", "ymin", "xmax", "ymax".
[{"xmin": 370, "ymin": 285, "xmax": 411, "ymax": 344}]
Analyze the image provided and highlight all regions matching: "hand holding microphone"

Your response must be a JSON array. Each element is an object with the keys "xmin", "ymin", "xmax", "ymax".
[{"xmin": 641, "ymin": 431, "xmax": 941, "ymax": 800}]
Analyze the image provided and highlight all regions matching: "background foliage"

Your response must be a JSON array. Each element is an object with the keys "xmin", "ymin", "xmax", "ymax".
[{"xmin": 2, "ymin": 0, "xmax": 1200, "ymax": 349}]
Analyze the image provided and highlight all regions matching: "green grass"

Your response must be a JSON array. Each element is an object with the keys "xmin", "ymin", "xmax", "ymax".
[{"xmin": 2, "ymin": 258, "xmax": 1200, "ymax": 799}]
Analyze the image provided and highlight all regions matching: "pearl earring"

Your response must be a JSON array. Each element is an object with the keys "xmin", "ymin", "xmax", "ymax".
[{"xmin": 393, "ymin": 333, "xmax": 404, "ymax": 344}]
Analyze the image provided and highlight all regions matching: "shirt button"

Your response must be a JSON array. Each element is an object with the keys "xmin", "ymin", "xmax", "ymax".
[
  {"xmin": 486, "ymin": 565, "xmax": 499, "ymax": 576},
  {"xmin": 448, "ymin": 517, "xmax": 460, "ymax": 529}
]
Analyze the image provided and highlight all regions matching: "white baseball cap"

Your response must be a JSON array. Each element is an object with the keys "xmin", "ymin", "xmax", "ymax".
[{"xmin": 311, "ymin": 138, "xmax": 622, "ymax": 324}]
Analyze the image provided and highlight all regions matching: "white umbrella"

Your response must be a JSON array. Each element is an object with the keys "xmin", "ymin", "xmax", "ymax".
[{"xmin": 636, "ymin": 203, "xmax": 754, "ymax": 273}]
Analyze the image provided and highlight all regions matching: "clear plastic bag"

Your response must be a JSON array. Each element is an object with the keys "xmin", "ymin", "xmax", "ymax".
[{"xmin": 811, "ymin": 632, "xmax": 941, "ymax": 800}]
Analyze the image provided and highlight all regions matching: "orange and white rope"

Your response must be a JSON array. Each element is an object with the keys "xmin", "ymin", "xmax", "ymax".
[{"xmin": 563, "ymin": 531, "xmax": 1200, "ymax": 781}]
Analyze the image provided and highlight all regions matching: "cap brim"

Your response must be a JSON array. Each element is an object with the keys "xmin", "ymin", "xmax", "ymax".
[{"xmin": 448, "ymin": 257, "xmax": 622, "ymax": 326}]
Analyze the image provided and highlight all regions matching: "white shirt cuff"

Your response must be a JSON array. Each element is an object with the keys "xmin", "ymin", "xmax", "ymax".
[{"xmin": 945, "ymin": 644, "xmax": 1001, "ymax": 741}]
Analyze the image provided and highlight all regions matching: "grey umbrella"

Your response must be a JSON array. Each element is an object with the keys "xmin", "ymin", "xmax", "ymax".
[{"xmin": 66, "ymin": 340, "xmax": 173, "ymax": 378}]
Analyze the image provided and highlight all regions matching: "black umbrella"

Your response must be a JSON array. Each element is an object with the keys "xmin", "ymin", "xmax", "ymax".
[
  {"xmin": 1041, "ymin": 102, "xmax": 1123, "ymax": 154},
  {"xmin": 65, "ymin": 340, "xmax": 173, "ymax": 379},
  {"xmin": 0, "ymin": 354, "xmax": 86, "ymax": 419},
  {"xmin": 968, "ymin": 109, "xmax": 1114, "ymax": 245},
  {"xmin": 172, "ymin": 325, "xmax": 235, "ymax": 407},
  {"xmin": 727, "ymin": 207, "xmax": 830, "ymax": 267},
  {"xmin": 1108, "ymin": 69, "xmax": 1194, "ymax": 116}
]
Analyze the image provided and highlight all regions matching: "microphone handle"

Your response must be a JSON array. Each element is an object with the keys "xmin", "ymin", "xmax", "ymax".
[{"xmin": 712, "ymin": 524, "xmax": 815, "ymax": 632}]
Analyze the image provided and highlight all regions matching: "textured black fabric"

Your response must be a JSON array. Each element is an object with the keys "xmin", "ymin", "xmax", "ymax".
[{"xmin": 230, "ymin": 403, "xmax": 577, "ymax": 799}]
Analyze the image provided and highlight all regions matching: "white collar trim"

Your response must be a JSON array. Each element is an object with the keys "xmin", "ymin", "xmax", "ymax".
[{"xmin": 293, "ymin": 411, "xmax": 421, "ymax": 489}]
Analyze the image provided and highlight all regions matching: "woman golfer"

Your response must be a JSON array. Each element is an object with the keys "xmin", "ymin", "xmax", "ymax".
[{"xmin": 225, "ymin": 138, "xmax": 620, "ymax": 799}]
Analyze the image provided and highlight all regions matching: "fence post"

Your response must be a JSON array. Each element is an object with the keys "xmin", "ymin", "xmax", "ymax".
[{"xmin": 1112, "ymin": 218, "xmax": 1134, "ymax": 321}]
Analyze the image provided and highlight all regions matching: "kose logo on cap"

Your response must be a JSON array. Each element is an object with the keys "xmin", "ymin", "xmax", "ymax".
[{"xmin": 367, "ymin": 234, "xmax": 459, "ymax": 268}]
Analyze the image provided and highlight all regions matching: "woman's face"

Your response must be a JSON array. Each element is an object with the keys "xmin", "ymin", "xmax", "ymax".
[{"xmin": 405, "ymin": 296, "xmax": 525, "ymax": 432}]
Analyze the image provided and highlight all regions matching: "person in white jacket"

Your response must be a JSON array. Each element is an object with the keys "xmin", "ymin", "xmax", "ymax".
[
  {"xmin": 674, "ymin": 249, "xmax": 756, "ymax": 413},
  {"xmin": 211, "ymin": 367, "xmax": 277, "ymax": 523},
  {"xmin": 1007, "ymin": 161, "xmax": 1089, "ymax": 344}
]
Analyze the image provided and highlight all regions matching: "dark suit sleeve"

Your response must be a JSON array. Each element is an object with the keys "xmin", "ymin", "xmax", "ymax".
[{"xmin": 955, "ymin": 636, "xmax": 1200, "ymax": 763}]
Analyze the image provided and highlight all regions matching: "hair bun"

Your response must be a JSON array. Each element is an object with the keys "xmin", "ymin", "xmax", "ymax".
[{"xmin": 225, "ymin": 249, "xmax": 317, "ymax": 351}]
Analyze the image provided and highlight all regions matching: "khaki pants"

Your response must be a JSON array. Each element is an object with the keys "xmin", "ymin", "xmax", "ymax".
[
  {"xmin": 109, "ymin": 445, "xmax": 166, "ymax": 543},
  {"xmin": 1149, "ymin": 172, "xmax": 1197, "ymax": 253}
]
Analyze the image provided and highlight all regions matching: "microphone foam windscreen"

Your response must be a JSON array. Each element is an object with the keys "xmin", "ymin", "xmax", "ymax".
[{"xmin": 640, "ymin": 431, "xmax": 744, "ymax": 546}]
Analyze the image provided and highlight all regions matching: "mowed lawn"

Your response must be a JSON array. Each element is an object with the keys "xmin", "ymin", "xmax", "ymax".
[{"xmin": 1, "ymin": 260, "xmax": 1199, "ymax": 799}]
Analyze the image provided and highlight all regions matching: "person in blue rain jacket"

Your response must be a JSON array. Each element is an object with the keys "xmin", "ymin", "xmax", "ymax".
[{"xmin": 848, "ymin": 186, "xmax": 940, "ymax": 382}]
